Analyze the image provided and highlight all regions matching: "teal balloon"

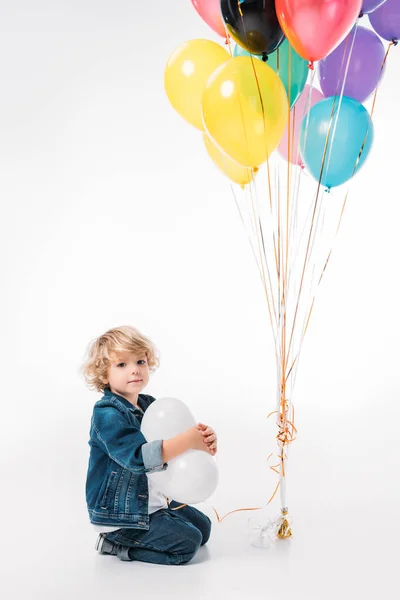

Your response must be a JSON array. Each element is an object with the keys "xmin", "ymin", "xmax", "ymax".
[
  {"xmin": 268, "ymin": 39, "xmax": 308, "ymax": 108},
  {"xmin": 299, "ymin": 97, "xmax": 374, "ymax": 189},
  {"xmin": 232, "ymin": 40, "xmax": 308, "ymax": 108}
]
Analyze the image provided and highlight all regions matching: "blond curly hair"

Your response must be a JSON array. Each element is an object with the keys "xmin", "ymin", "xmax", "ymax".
[{"xmin": 82, "ymin": 325, "xmax": 160, "ymax": 392}]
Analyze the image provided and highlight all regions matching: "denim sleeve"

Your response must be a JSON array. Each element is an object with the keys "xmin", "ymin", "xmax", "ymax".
[
  {"xmin": 92, "ymin": 408, "xmax": 167, "ymax": 475},
  {"xmin": 142, "ymin": 439, "xmax": 165, "ymax": 472}
]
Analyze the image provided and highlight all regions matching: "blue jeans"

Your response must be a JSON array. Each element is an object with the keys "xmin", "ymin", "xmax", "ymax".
[{"xmin": 103, "ymin": 501, "xmax": 212, "ymax": 565}]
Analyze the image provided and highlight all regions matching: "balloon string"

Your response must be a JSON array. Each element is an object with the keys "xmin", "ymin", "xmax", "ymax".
[
  {"xmin": 284, "ymin": 78, "xmax": 316, "ymax": 323},
  {"xmin": 288, "ymin": 25, "xmax": 354, "ymax": 290},
  {"xmin": 324, "ymin": 23, "xmax": 359, "ymax": 178},
  {"xmin": 235, "ymin": 5, "xmax": 281, "ymax": 333},
  {"xmin": 287, "ymin": 84, "xmax": 314, "ymax": 281},
  {"xmin": 222, "ymin": 18, "xmax": 278, "ymax": 334},
  {"xmin": 284, "ymin": 151, "xmax": 329, "ymax": 367},
  {"xmin": 284, "ymin": 30, "xmax": 358, "ymax": 390},
  {"xmin": 209, "ymin": 494, "xmax": 278, "ymax": 524},
  {"xmin": 225, "ymin": 28, "xmax": 233, "ymax": 56},
  {"xmin": 273, "ymin": 39, "xmax": 295, "ymax": 512},
  {"xmin": 244, "ymin": 20, "xmax": 354, "ymax": 515},
  {"xmin": 316, "ymin": 40, "xmax": 394, "ymax": 276},
  {"xmin": 248, "ymin": 177, "xmax": 279, "ymax": 332},
  {"xmin": 370, "ymin": 41, "xmax": 395, "ymax": 118},
  {"xmin": 233, "ymin": 31, "xmax": 253, "ymax": 169},
  {"xmin": 282, "ymin": 41, "xmax": 293, "ymax": 380},
  {"xmin": 296, "ymin": 70, "xmax": 315, "ymax": 169},
  {"xmin": 230, "ymin": 184, "xmax": 264, "ymax": 283},
  {"xmin": 167, "ymin": 498, "xmax": 187, "ymax": 511},
  {"xmin": 208, "ymin": 461, "xmax": 285, "ymax": 522},
  {"xmin": 272, "ymin": 163, "xmax": 281, "ymax": 291},
  {"xmin": 286, "ymin": 31, "xmax": 349, "ymax": 271},
  {"xmin": 284, "ymin": 25, "xmax": 357, "ymax": 369},
  {"xmin": 284, "ymin": 38, "xmax": 393, "ymax": 381},
  {"xmin": 224, "ymin": 174, "xmax": 279, "ymax": 340},
  {"xmin": 241, "ymin": 17, "xmax": 282, "ymax": 333},
  {"xmin": 167, "ymin": 484, "xmax": 282, "ymax": 523},
  {"xmin": 276, "ymin": 46, "xmax": 282, "ymax": 319},
  {"xmin": 238, "ymin": 11, "xmax": 279, "ymax": 284}
]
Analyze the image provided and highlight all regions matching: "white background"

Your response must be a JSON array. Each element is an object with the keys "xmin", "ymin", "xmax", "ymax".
[{"xmin": 1, "ymin": 1, "xmax": 399, "ymax": 599}]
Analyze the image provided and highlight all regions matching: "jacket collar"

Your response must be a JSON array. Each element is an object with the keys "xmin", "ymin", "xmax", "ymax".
[{"xmin": 103, "ymin": 386, "xmax": 147, "ymax": 414}]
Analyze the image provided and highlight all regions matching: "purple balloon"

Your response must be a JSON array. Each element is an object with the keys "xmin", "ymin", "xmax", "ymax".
[
  {"xmin": 361, "ymin": 0, "xmax": 387, "ymax": 14},
  {"xmin": 318, "ymin": 26, "xmax": 385, "ymax": 103},
  {"xmin": 369, "ymin": 0, "xmax": 400, "ymax": 40}
]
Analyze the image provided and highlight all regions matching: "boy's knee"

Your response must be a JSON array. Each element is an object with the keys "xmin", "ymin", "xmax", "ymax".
[{"xmin": 179, "ymin": 527, "xmax": 203, "ymax": 563}]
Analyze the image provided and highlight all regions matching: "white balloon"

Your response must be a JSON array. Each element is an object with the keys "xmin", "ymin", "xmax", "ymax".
[
  {"xmin": 149, "ymin": 450, "xmax": 219, "ymax": 505},
  {"xmin": 141, "ymin": 397, "xmax": 196, "ymax": 441},
  {"xmin": 142, "ymin": 396, "xmax": 219, "ymax": 503}
]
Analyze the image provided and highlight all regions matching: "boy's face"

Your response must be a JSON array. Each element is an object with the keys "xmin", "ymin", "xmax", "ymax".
[{"xmin": 106, "ymin": 351, "xmax": 150, "ymax": 405}]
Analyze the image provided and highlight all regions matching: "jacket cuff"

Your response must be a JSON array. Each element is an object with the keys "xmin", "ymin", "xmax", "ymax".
[{"xmin": 142, "ymin": 440, "xmax": 167, "ymax": 473}]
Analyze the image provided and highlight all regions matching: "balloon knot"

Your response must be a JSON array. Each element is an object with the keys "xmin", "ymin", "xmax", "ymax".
[
  {"xmin": 225, "ymin": 35, "xmax": 230, "ymax": 45},
  {"xmin": 393, "ymin": 39, "xmax": 398, "ymax": 46},
  {"xmin": 325, "ymin": 186, "xmax": 331, "ymax": 194},
  {"xmin": 358, "ymin": 11, "xmax": 364, "ymax": 18},
  {"xmin": 308, "ymin": 61, "xmax": 314, "ymax": 71},
  {"xmin": 261, "ymin": 52, "xmax": 268, "ymax": 62}
]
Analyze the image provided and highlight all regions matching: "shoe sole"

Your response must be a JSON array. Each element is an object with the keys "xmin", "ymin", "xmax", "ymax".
[{"xmin": 95, "ymin": 533, "xmax": 106, "ymax": 552}]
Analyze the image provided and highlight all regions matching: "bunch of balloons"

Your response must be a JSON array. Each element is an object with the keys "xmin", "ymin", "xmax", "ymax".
[
  {"xmin": 165, "ymin": 1, "xmax": 399, "ymax": 190},
  {"xmin": 141, "ymin": 397, "xmax": 219, "ymax": 504}
]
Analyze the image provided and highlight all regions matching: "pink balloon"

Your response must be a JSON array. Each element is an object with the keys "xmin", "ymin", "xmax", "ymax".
[
  {"xmin": 278, "ymin": 85, "xmax": 325, "ymax": 166},
  {"xmin": 191, "ymin": 0, "xmax": 227, "ymax": 38},
  {"xmin": 276, "ymin": 0, "xmax": 363, "ymax": 62}
]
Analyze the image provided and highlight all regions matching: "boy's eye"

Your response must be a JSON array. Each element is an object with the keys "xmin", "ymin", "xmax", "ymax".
[
  {"xmin": 117, "ymin": 362, "xmax": 126, "ymax": 368},
  {"xmin": 138, "ymin": 360, "xmax": 146, "ymax": 365}
]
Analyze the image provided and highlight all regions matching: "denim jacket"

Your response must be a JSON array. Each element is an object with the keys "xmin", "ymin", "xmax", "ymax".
[{"xmin": 86, "ymin": 388, "xmax": 167, "ymax": 530}]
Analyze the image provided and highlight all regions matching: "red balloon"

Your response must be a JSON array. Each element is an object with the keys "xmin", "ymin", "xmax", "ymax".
[
  {"xmin": 191, "ymin": 0, "xmax": 226, "ymax": 38},
  {"xmin": 275, "ymin": 0, "xmax": 363, "ymax": 62}
]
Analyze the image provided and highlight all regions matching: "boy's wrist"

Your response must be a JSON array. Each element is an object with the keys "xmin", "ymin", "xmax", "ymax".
[{"xmin": 161, "ymin": 428, "xmax": 192, "ymax": 463}]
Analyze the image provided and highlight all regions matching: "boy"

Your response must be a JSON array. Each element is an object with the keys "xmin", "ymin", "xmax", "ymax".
[{"xmin": 82, "ymin": 325, "xmax": 217, "ymax": 564}]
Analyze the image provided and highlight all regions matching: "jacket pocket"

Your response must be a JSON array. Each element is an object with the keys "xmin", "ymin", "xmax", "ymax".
[{"xmin": 100, "ymin": 471, "xmax": 118, "ymax": 509}]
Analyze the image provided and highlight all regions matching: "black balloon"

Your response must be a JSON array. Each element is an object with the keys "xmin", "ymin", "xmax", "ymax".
[{"xmin": 220, "ymin": 0, "xmax": 285, "ymax": 58}]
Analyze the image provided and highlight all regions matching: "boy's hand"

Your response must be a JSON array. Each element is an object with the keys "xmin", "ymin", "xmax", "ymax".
[
  {"xmin": 185, "ymin": 426, "xmax": 213, "ymax": 454},
  {"xmin": 197, "ymin": 423, "xmax": 218, "ymax": 456}
]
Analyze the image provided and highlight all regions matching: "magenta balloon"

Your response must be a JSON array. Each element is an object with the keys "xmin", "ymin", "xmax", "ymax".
[
  {"xmin": 369, "ymin": 0, "xmax": 400, "ymax": 40},
  {"xmin": 318, "ymin": 26, "xmax": 385, "ymax": 103},
  {"xmin": 278, "ymin": 85, "xmax": 325, "ymax": 166},
  {"xmin": 361, "ymin": 0, "xmax": 387, "ymax": 14}
]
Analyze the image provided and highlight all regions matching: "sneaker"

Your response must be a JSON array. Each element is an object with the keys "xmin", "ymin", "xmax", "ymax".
[{"xmin": 95, "ymin": 533, "xmax": 117, "ymax": 555}]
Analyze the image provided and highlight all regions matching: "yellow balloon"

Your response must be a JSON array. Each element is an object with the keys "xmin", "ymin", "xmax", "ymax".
[
  {"xmin": 203, "ymin": 134, "xmax": 256, "ymax": 186},
  {"xmin": 202, "ymin": 56, "xmax": 289, "ymax": 167},
  {"xmin": 164, "ymin": 39, "xmax": 230, "ymax": 131}
]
